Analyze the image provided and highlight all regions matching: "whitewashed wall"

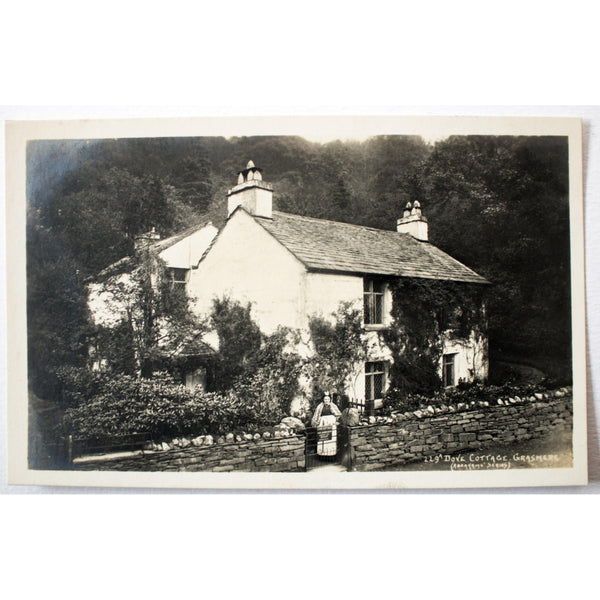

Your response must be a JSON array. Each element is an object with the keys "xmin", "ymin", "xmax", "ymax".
[
  {"xmin": 88, "ymin": 273, "xmax": 135, "ymax": 328},
  {"xmin": 189, "ymin": 210, "xmax": 307, "ymax": 333},
  {"xmin": 304, "ymin": 272, "xmax": 360, "ymax": 324},
  {"xmin": 442, "ymin": 332, "xmax": 489, "ymax": 384},
  {"xmin": 159, "ymin": 224, "xmax": 218, "ymax": 269}
]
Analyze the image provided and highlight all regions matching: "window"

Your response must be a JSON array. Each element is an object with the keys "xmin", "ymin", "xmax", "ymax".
[
  {"xmin": 364, "ymin": 278, "xmax": 384, "ymax": 325},
  {"xmin": 168, "ymin": 268, "xmax": 189, "ymax": 293},
  {"xmin": 443, "ymin": 353, "xmax": 456, "ymax": 387},
  {"xmin": 365, "ymin": 361, "xmax": 386, "ymax": 403},
  {"xmin": 185, "ymin": 367, "xmax": 207, "ymax": 391}
]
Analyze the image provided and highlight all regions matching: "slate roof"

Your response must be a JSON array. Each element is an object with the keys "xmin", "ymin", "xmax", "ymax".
[
  {"xmin": 94, "ymin": 218, "xmax": 212, "ymax": 281},
  {"xmin": 176, "ymin": 338, "xmax": 217, "ymax": 358},
  {"xmin": 254, "ymin": 210, "xmax": 488, "ymax": 284},
  {"xmin": 151, "ymin": 217, "xmax": 212, "ymax": 254}
]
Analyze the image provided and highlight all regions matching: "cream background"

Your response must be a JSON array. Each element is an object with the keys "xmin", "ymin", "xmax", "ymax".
[
  {"xmin": 2, "ymin": 112, "xmax": 591, "ymax": 491},
  {"xmin": 1, "ymin": 6, "xmax": 598, "ymax": 600}
]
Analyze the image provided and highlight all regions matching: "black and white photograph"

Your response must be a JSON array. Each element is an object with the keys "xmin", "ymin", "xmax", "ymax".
[{"xmin": 5, "ymin": 115, "xmax": 587, "ymax": 488}]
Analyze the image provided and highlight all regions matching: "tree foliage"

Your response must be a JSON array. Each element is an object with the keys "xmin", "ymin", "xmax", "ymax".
[
  {"xmin": 90, "ymin": 252, "xmax": 206, "ymax": 378},
  {"xmin": 209, "ymin": 297, "xmax": 303, "ymax": 417},
  {"xmin": 306, "ymin": 302, "xmax": 367, "ymax": 400},
  {"xmin": 418, "ymin": 136, "xmax": 571, "ymax": 373},
  {"xmin": 27, "ymin": 212, "xmax": 91, "ymax": 396},
  {"xmin": 209, "ymin": 297, "xmax": 263, "ymax": 390},
  {"xmin": 382, "ymin": 279, "xmax": 487, "ymax": 396}
]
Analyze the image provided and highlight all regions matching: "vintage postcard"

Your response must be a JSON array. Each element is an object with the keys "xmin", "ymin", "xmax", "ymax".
[{"xmin": 5, "ymin": 115, "xmax": 588, "ymax": 489}]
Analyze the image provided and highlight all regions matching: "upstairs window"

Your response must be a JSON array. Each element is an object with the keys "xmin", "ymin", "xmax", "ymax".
[
  {"xmin": 168, "ymin": 268, "xmax": 189, "ymax": 293},
  {"xmin": 363, "ymin": 278, "xmax": 384, "ymax": 325}
]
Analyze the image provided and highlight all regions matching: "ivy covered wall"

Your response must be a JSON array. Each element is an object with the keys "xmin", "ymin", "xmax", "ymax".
[{"xmin": 381, "ymin": 278, "xmax": 488, "ymax": 398}]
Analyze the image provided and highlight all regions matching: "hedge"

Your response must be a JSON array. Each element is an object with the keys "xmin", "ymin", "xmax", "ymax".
[{"xmin": 60, "ymin": 368, "xmax": 281, "ymax": 442}]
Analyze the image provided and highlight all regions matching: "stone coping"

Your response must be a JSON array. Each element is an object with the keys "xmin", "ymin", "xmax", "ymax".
[{"xmin": 350, "ymin": 387, "xmax": 572, "ymax": 430}]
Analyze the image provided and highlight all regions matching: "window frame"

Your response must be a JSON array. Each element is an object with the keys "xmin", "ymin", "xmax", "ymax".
[
  {"xmin": 168, "ymin": 267, "xmax": 189, "ymax": 293},
  {"xmin": 365, "ymin": 360, "xmax": 387, "ymax": 404},
  {"xmin": 442, "ymin": 353, "xmax": 457, "ymax": 388},
  {"xmin": 363, "ymin": 278, "xmax": 386, "ymax": 327}
]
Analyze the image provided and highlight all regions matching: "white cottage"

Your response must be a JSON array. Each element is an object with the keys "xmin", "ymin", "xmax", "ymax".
[
  {"xmin": 88, "ymin": 219, "xmax": 219, "ymax": 386},
  {"xmin": 186, "ymin": 161, "xmax": 489, "ymax": 407},
  {"xmin": 89, "ymin": 160, "xmax": 488, "ymax": 406}
]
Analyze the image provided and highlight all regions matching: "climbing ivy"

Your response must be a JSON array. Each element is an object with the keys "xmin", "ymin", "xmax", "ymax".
[
  {"xmin": 382, "ymin": 278, "xmax": 486, "ymax": 397},
  {"xmin": 305, "ymin": 302, "xmax": 367, "ymax": 405}
]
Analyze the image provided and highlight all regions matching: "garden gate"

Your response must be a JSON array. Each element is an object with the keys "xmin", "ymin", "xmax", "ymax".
[{"xmin": 304, "ymin": 424, "xmax": 351, "ymax": 471}]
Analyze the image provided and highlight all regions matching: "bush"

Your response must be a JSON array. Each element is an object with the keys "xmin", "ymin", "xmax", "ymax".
[
  {"xmin": 234, "ymin": 326, "xmax": 303, "ymax": 418},
  {"xmin": 61, "ymin": 368, "xmax": 282, "ymax": 442},
  {"xmin": 210, "ymin": 298, "xmax": 303, "ymax": 415},
  {"xmin": 306, "ymin": 302, "xmax": 367, "ymax": 404},
  {"xmin": 382, "ymin": 380, "xmax": 548, "ymax": 414}
]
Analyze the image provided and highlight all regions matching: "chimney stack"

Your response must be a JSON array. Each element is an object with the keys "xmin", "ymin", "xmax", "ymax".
[
  {"xmin": 227, "ymin": 160, "xmax": 273, "ymax": 219},
  {"xmin": 397, "ymin": 200, "xmax": 428, "ymax": 241},
  {"xmin": 135, "ymin": 227, "xmax": 161, "ymax": 253}
]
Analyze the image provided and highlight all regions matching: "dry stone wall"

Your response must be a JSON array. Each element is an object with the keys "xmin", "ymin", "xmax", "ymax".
[
  {"xmin": 74, "ymin": 434, "xmax": 305, "ymax": 472},
  {"xmin": 72, "ymin": 388, "xmax": 573, "ymax": 473},
  {"xmin": 349, "ymin": 391, "xmax": 573, "ymax": 471}
]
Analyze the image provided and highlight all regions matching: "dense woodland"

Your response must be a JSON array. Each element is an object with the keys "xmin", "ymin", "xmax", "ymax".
[{"xmin": 26, "ymin": 134, "xmax": 572, "ymax": 399}]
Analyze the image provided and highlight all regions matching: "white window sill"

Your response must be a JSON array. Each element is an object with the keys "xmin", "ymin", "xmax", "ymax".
[{"xmin": 364, "ymin": 324, "xmax": 389, "ymax": 332}]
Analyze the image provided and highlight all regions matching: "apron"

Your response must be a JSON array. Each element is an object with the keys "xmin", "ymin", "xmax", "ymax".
[{"xmin": 316, "ymin": 413, "xmax": 338, "ymax": 457}]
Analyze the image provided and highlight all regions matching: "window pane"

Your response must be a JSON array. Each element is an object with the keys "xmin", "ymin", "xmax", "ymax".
[
  {"xmin": 375, "ymin": 294, "xmax": 383, "ymax": 323},
  {"xmin": 172, "ymin": 268, "xmax": 188, "ymax": 282},
  {"xmin": 365, "ymin": 362, "xmax": 386, "ymax": 401},
  {"xmin": 363, "ymin": 294, "xmax": 372, "ymax": 324},
  {"xmin": 373, "ymin": 373, "xmax": 383, "ymax": 399},
  {"xmin": 363, "ymin": 279, "xmax": 384, "ymax": 325}
]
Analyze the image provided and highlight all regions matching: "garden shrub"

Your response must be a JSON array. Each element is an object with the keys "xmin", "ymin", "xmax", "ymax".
[
  {"xmin": 210, "ymin": 297, "xmax": 303, "ymax": 416},
  {"xmin": 381, "ymin": 379, "xmax": 548, "ymax": 415},
  {"xmin": 305, "ymin": 302, "xmax": 367, "ymax": 406},
  {"xmin": 61, "ymin": 368, "xmax": 282, "ymax": 442},
  {"xmin": 210, "ymin": 296, "xmax": 262, "ymax": 391},
  {"xmin": 233, "ymin": 326, "xmax": 303, "ymax": 419}
]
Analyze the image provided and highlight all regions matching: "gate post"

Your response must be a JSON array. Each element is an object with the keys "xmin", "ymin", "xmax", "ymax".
[{"xmin": 339, "ymin": 425, "xmax": 354, "ymax": 471}]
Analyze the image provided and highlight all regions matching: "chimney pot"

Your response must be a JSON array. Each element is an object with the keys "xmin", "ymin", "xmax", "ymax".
[
  {"xmin": 227, "ymin": 160, "xmax": 273, "ymax": 219},
  {"xmin": 397, "ymin": 200, "xmax": 428, "ymax": 241}
]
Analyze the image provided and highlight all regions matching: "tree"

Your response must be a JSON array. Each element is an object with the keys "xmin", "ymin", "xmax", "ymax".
[
  {"xmin": 27, "ymin": 212, "xmax": 91, "ymax": 396},
  {"xmin": 209, "ymin": 297, "xmax": 263, "ymax": 390},
  {"xmin": 90, "ymin": 251, "xmax": 207, "ymax": 378},
  {"xmin": 171, "ymin": 156, "xmax": 214, "ymax": 213},
  {"xmin": 416, "ymin": 136, "xmax": 571, "ymax": 376},
  {"xmin": 306, "ymin": 302, "xmax": 368, "ymax": 401},
  {"xmin": 208, "ymin": 298, "xmax": 304, "ymax": 416}
]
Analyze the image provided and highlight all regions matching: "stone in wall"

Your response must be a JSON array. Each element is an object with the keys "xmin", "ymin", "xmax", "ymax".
[{"xmin": 349, "ymin": 392, "xmax": 572, "ymax": 471}]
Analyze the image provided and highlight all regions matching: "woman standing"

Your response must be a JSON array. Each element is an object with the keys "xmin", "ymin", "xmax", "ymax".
[{"xmin": 311, "ymin": 392, "xmax": 342, "ymax": 458}]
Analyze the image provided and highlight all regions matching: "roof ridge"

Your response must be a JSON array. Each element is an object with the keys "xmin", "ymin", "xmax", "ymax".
[
  {"xmin": 153, "ymin": 216, "xmax": 213, "ymax": 249},
  {"xmin": 270, "ymin": 210, "xmax": 405, "ymax": 235},
  {"xmin": 260, "ymin": 210, "xmax": 488, "ymax": 284}
]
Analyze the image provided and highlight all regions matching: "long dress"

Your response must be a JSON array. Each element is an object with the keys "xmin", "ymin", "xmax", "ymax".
[{"xmin": 312, "ymin": 402, "xmax": 341, "ymax": 457}]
